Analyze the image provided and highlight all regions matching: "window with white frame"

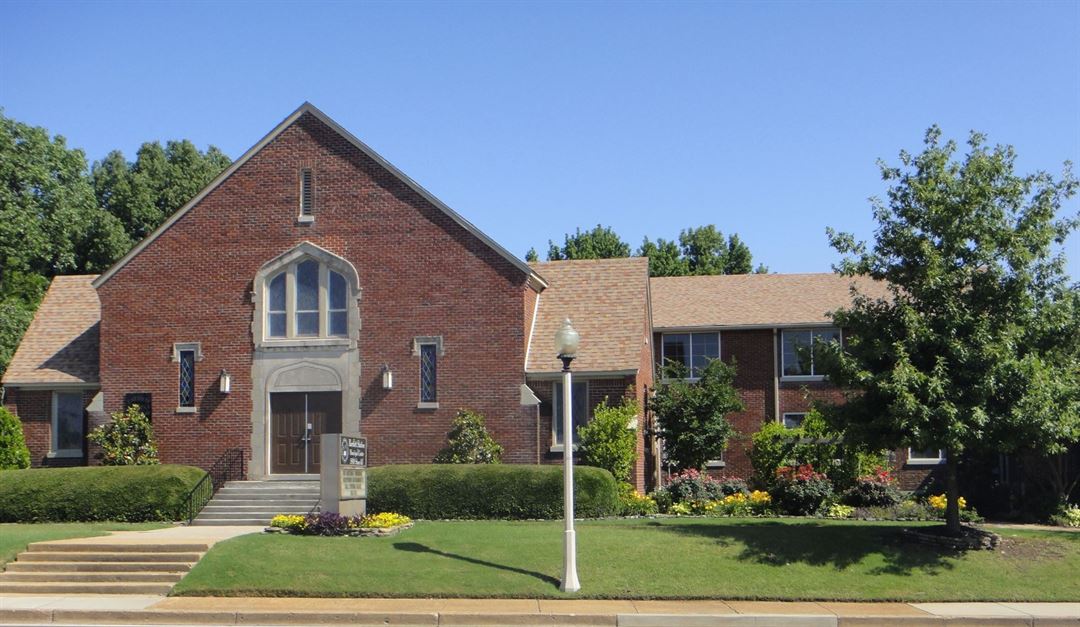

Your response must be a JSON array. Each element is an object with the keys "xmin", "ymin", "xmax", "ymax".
[
  {"xmin": 661, "ymin": 332, "xmax": 720, "ymax": 378},
  {"xmin": 265, "ymin": 259, "xmax": 350, "ymax": 340},
  {"xmin": 783, "ymin": 412, "xmax": 806, "ymax": 429},
  {"xmin": 907, "ymin": 448, "xmax": 946, "ymax": 465},
  {"xmin": 551, "ymin": 380, "xmax": 588, "ymax": 449},
  {"xmin": 51, "ymin": 392, "xmax": 84, "ymax": 456},
  {"xmin": 781, "ymin": 327, "xmax": 840, "ymax": 377}
]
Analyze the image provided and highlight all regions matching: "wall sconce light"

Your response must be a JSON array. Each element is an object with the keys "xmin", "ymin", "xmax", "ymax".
[
  {"xmin": 219, "ymin": 369, "xmax": 231, "ymax": 394},
  {"xmin": 381, "ymin": 364, "xmax": 393, "ymax": 390}
]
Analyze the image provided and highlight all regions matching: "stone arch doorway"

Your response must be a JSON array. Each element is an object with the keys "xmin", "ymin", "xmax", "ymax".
[{"xmin": 256, "ymin": 361, "xmax": 347, "ymax": 477}]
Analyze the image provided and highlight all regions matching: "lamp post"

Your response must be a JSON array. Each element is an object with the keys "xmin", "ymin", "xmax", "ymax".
[{"xmin": 554, "ymin": 318, "xmax": 581, "ymax": 593}]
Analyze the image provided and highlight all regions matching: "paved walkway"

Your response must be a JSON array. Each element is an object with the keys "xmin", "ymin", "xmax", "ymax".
[
  {"xmin": 38, "ymin": 524, "xmax": 265, "ymax": 546},
  {"xmin": 2, "ymin": 595, "xmax": 1078, "ymax": 625}
]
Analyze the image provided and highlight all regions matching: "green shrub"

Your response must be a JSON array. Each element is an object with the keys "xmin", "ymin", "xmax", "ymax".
[
  {"xmin": 617, "ymin": 482, "xmax": 658, "ymax": 516},
  {"xmin": 771, "ymin": 464, "xmax": 834, "ymax": 515},
  {"xmin": 577, "ymin": 396, "xmax": 638, "ymax": 482},
  {"xmin": 433, "ymin": 409, "xmax": 503, "ymax": 464},
  {"xmin": 0, "ymin": 464, "xmax": 205, "ymax": 522},
  {"xmin": 843, "ymin": 466, "xmax": 902, "ymax": 507},
  {"xmin": 86, "ymin": 405, "xmax": 159, "ymax": 465},
  {"xmin": 749, "ymin": 413, "xmax": 887, "ymax": 491},
  {"xmin": 1050, "ymin": 504, "xmax": 1080, "ymax": 528},
  {"xmin": 0, "ymin": 407, "xmax": 31, "ymax": 470},
  {"xmin": 367, "ymin": 464, "xmax": 620, "ymax": 519}
]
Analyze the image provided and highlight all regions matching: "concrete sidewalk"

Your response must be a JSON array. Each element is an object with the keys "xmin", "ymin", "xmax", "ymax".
[{"xmin": 2, "ymin": 595, "xmax": 1078, "ymax": 625}]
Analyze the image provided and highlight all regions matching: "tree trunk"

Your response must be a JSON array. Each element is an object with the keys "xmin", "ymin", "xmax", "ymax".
[{"xmin": 944, "ymin": 450, "xmax": 961, "ymax": 534}]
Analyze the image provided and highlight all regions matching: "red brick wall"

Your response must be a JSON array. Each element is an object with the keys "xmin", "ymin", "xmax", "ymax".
[
  {"xmin": 97, "ymin": 112, "xmax": 533, "ymax": 473},
  {"xmin": 652, "ymin": 328, "xmax": 935, "ymax": 488},
  {"xmin": 3, "ymin": 388, "xmax": 95, "ymax": 467}
]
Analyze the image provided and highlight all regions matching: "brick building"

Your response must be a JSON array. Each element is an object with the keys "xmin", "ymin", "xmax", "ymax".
[{"xmin": 2, "ymin": 103, "xmax": 934, "ymax": 491}]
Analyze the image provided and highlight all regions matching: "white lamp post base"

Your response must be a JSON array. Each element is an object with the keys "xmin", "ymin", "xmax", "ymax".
[{"xmin": 561, "ymin": 528, "xmax": 580, "ymax": 592}]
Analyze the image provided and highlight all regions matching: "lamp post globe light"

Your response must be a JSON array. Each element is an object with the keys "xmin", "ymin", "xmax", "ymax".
[{"xmin": 554, "ymin": 318, "xmax": 581, "ymax": 593}]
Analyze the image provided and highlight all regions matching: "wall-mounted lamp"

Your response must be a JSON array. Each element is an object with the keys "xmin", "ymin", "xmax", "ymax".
[
  {"xmin": 219, "ymin": 369, "xmax": 232, "ymax": 394},
  {"xmin": 381, "ymin": 364, "xmax": 393, "ymax": 390}
]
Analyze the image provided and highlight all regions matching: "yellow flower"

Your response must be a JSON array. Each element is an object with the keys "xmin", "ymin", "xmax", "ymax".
[
  {"xmin": 749, "ymin": 490, "xmax": 772, "ymax": 504},
  {"xmin": 361, "ymin": 512, "xmax": 412, "ymax": 528}
]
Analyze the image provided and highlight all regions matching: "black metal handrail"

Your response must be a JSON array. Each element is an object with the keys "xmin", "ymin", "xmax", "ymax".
[{"xmin": 182, "ymin": 448, "xmax": 245, "ymax": 524}]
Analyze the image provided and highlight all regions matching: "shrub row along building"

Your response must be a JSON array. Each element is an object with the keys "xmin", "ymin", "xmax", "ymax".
[{"xmin": 2, "ymin": 103, "xmax": 940, "ymax": 491}]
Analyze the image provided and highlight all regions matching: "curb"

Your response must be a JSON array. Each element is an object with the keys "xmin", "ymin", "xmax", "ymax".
[{"xmin": 2, "ymin": 608, "xmax": 1077, "ymax": 626}]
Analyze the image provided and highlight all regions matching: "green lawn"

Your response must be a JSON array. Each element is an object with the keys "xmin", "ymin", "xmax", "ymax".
[
  {"xmin": 0, "ymin": 522, "xmax": 169, "ymax": 566},
  {"xmin": 172, "ymin": 518, "xmax": 1080, "ymax": 601}
]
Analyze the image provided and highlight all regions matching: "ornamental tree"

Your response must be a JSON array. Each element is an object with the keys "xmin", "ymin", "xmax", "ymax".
[
  {"xmin": 652, "ymin": 358, "xmax": 743, "ymax": 470},
  {"xmin": 821, "ymin": 126, "xmax": 1080, "ymax": 533},
  {"xmin": 87, "ymin": 404, "xmax": 159, "ymax": 465},
  {"xmin": 433, "ymin": 409, "xmax": 503, "ymax": 464}
]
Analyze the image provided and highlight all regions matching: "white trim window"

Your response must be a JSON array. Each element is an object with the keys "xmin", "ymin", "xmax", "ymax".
[
  {"xmin": 51, "ymin": 391, "xmax": 85, "ymax": 457},
  {"xmin": 661, "ymin": 332, "xmax": 720, "ymax": 378},
  {"xmin": 907, "ymin": 448, "xmax": 946, "ymax": 465},
  {"xmin": 266, "ymin": 259, "xmax": 350, "ymax": 340},
  {"xmin": 783, "ymin": 412, "xmax": 806, "ymax": 429},
  {"xmin": 551, "ymin": 380, "xmax": 588, "ymax": 451},
  {"xmin": 781, "ymin": 327, "xmax": 840, "ymax": 379}
]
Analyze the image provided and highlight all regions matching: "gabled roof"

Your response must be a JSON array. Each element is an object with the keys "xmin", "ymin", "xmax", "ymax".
[
  {"xmin": 93, "ymin": 102, "xmax": 546, "ymax": 290},
  {"xmin": 650, "ymin": 272, "xmax": 890, "ymax": 330},
  {"xmin": 526, "ymin": 258, "xmax": 650, "ymax": 374},
  {"xmin": 2, "ymin": 275, "xmax": 100, "ymax": 386}
]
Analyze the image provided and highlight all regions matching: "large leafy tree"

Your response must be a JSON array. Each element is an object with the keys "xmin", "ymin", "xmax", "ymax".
[
  {"xmin": 546, "ymin": 224, "xmax": 631, "ymax": 261},
  {"xmin": 821, "ymin": 126, "xmax": 1080, "ymax": 533},
  {"xmin": 92, "ymin": 140, "xmax": 230, "ymax": 243},
  {"xmin": 0, "ymin": 112, "xmax": 130, "ymax": 377},
  {"xmin": 652, "ymin": 359, "xmax": 743, "ymax": 470}
]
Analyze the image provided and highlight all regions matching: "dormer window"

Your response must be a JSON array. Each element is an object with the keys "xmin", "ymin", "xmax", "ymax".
[{"xmin": 266, "ymin": 259, "xmax": 350, "ymax": 340}]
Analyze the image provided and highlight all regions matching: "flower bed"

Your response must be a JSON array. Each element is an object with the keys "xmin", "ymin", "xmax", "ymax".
[{"xmin": 267, "ymin": 511, "xmax": 413, "ymax": 537}]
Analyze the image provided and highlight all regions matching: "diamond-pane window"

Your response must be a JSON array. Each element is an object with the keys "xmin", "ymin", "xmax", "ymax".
[
  {"xmin": 420, "ymin": 344, "xmax": 437, "ymax": 403},
  {"xmin": 179, "ymin": 350, "xmax": 195, "ymax": 407}
]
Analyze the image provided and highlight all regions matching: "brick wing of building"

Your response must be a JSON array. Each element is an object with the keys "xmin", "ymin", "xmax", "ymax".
[{"xmin": 2, "ymin": 103, "xmax": 937, "ymax": 491}]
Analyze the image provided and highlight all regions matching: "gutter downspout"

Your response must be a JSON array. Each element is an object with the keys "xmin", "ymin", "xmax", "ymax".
[{"xmin": 772, "ymin": 328, "xmax": 780, "ymax": 423}]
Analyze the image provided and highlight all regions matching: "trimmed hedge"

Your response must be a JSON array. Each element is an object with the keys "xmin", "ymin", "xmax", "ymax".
[
  {"xmin": 0, "ymin": 464, "xmax": 205, "ymax": 522},
  {"xmin": 367, "ymin": 464, "xmax": 620, "ymax": 519}
]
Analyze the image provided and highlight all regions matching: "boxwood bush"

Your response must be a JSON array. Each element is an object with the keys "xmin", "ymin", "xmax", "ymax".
[
  {"xmin": 367, "ymin": 464, "xmax": 620, "ymax": 519},
  {"xmin": 0, "ymin": 464, "xmax": 205, "ymax": 522}
]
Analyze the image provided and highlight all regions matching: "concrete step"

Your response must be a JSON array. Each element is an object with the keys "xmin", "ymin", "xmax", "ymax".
[
  {"xmin": 0, "ymin": 581, "xmax": 174, "ymax": 595},
  {"xmin": 198, "ymin": 502, "xmax": 311, "ymax": 513},
  {"xmin": 191, "ymin": 517, "xmax": 272, "ymax": 526},
  {"xmin": 26, "ymin": 542, "xmax": 208, "ymax": 553},
  {"xmin": 0, "ymin": 571, "xmax": 184, "ymax": 583},
  {"xmin": 17, "ymin": 551, "xmax": 204, "ymax": 563},
  {"xmin": 4, "ymin": 561, "xmax": 194, "ymax": 573},
  {"xmin": 210, "ymin": 496, "xmax": 318, "ymax": 504}
]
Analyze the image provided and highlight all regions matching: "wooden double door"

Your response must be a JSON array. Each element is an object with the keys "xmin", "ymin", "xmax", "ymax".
[{"xmin": 270, "ymin": 392, "xmax": 342, "ymax": 474}]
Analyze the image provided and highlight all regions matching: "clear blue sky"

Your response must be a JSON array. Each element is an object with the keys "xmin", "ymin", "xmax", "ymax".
[{"xmin": 3, "ymin": 1, "xmax": 1078, "ymax": 277}]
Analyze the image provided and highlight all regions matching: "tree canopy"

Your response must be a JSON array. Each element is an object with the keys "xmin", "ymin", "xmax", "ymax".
[
  {"xmin": 546, "ymin": 224, "xmax": 631, "ymax": 261},
  {"xmin": 539, "ymin": 223, "xmax": 767, "ymax": 276},
  {"xmin": 820, "ymin": 126, "xmax": 1080, "ymax": 532},
  {"xmin": 0, "ymin": 111, "xmax": 230, "ymax": 378}
]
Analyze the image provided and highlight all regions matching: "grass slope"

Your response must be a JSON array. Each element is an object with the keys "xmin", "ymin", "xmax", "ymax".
[
  {"xmin": 1, "ymin": 522, "xmax": 169, "ymax": 566},
  {"xmin": 173, "ymin": 518, "xmax": 1080, "ymax": 601}
]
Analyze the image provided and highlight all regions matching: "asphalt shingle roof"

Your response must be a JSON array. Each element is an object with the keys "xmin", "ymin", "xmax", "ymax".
[
  {"xmin": 3, "ymin": 275, "xmax": 100, "ymax": 385},
  {"xmin": 526, "ymin": 258, "xmax": 650, "ymax": 374},
  {"xmin": 650, "ymin": 272, "xmax": 890, "ymax": 329}
]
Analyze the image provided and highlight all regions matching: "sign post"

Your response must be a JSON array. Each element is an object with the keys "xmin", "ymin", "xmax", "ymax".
[{"xmin": 320, "ymin": 433, "xmax": 367, "ymax": 517}]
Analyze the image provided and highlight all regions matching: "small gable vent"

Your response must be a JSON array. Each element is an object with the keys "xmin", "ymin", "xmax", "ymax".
[{"xmin": 300, "ymin": 168, "xmax": 314, "ymax": 216}]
